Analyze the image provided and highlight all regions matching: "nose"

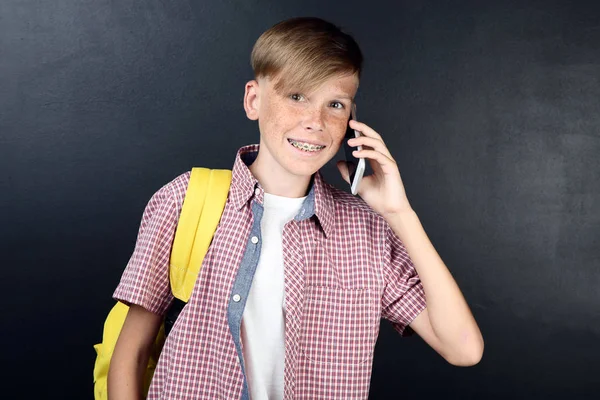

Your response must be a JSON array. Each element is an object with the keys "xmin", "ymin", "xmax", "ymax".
[{"xmin": 301, "ymin": 106, "xmax": 324, "ymax": 132}]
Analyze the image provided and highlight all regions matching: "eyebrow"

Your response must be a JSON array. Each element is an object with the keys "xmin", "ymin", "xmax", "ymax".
[{"xmin": 332, "ymin": 94, "xmax": 354, "ymax": 101}]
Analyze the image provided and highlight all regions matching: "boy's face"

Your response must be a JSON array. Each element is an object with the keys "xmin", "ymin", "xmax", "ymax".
[{"xmin": 244, "ymin": 72, "xmax": 359, "ymax": 179}]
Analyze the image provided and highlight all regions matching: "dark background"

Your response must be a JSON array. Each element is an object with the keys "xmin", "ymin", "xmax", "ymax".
[{"xmin": 1, "ymin": 0, "xmax": 599, "ymax": 398}]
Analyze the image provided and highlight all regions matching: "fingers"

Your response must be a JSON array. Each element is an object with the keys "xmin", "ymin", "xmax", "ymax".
[
  {"xmin": 348, "ymin": 120, "xmax": 394, "ymax": 158},
  {"xmin": 348, "ymin": 119, "xmax": 398, "ymax": 170},
  {"xmin": 352, "ymin": 149, "xmax": 396, "ymax": 169},
  {"xmin": 350, "ymin": 120, "xmax": 383, "ymax": 140},
  {"xmin": 347, "ymin": 135, "xmax": 393, "ymax": 159}
]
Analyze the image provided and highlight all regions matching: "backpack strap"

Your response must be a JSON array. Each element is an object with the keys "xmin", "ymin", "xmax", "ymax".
[{"xmin": 170, "ymin": 168, "xmax": 232, "ymax": 302}]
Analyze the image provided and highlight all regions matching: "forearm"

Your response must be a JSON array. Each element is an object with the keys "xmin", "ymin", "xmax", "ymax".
[
  {"xmin": 107, "ymin": 304, "xmax": 162, "ymax": 400},
  {"xmin": 386, "ymin": 210, "xmax": 483, "ymax": 361},
  {"xmin": 107, "ymin": 345, "xmax": 149, "ymax": 400}
]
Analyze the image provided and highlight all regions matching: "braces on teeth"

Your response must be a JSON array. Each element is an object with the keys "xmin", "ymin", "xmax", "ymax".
[{"xmin": 290, "ymin": 140, "xmax": 324, "ymax": 152}]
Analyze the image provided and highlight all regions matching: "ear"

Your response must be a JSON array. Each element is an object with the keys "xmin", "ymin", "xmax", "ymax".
[{"xmin": 244, "ymin": 80, "xmax": 260, "ymax": 121}]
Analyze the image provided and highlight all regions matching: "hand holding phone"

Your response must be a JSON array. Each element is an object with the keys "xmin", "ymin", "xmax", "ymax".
[{"xmin": 342, "ymin": 104, "xmax": 365, "ymax": 195}]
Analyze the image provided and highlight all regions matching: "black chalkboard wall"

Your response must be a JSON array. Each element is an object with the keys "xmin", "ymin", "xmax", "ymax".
[{"xmin": 1, "ymin": 0, "xmax": 598, "ymax": 398}]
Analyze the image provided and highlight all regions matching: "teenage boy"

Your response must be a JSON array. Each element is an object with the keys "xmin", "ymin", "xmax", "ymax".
[{"xmin": 108, "ymin": 17, "xmax": 483, "ymax": 400}]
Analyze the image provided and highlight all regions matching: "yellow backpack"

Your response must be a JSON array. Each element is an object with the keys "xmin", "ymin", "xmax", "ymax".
[{"xmin": 93, "ymin": 168, "xmax": 232, "ymax": 400}]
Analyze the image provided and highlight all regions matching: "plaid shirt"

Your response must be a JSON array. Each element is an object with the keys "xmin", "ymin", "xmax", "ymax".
[{"xmin": 114, "ymin": 144, "xmax": 426, "ymax": 399}]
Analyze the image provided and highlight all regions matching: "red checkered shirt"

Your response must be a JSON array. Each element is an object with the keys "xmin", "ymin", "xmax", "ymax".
[{"xmin": 114, "ymin": 144, "xmax": 426, "ymax": 399}]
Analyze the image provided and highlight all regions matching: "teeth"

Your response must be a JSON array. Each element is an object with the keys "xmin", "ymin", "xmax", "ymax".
[{"xmin": 289, "ymin": 139, "xmax": 324, "ymax": 152}]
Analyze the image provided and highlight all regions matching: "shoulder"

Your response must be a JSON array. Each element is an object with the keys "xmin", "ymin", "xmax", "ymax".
[
  {"xmin": 324, "ymin": 182, "xmax": 386, "ymax": 225},
  {"xmin": 157, "ymin": 171, "xmax": 191, "ymax": 202},
  {"xmin": 143, "ymin": 171, "xmax": 191, "ymax": 216},
  {"xmin": 322, "ymin": 185, "xmax": 410, "ymax": 264}
]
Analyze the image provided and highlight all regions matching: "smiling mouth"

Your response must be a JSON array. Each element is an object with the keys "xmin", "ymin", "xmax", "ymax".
[{"xmin": 287, "ymin": 139, "xmax": 326, "ymax": 152}]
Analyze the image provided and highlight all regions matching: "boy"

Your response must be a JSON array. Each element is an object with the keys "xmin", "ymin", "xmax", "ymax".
[{"xmin": 108, "ymin": 17, "xmax": 483, "ymax": 400}]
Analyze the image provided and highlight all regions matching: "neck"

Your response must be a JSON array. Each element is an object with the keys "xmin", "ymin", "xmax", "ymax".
[{"xmin": 249, "ymin": 149, "xmax": 311, "ymax": 198}]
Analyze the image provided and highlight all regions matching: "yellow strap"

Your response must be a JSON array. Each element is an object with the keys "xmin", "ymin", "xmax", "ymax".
[{"xmin": 170, "ymin": 168, "xmax": 232, "ymax": 302}]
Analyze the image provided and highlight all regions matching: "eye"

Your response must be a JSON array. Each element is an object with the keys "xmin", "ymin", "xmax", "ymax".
[
  {"xmin": 290, "ymin": 93, "xmax": 304, "ymax": 102},
  {"xmin": 330, "ymin": 101, "xmax": 345, "ymax": 109}
]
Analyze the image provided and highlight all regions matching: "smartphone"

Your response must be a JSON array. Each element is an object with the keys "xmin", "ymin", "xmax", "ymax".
[{"xmin": 343, "ymin": 103, "xmax": 366, "ymax": 195}]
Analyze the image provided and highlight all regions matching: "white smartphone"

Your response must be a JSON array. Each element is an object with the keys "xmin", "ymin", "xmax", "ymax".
[{"xmin": 342, "ymin": 103, "xmax": 365, "ymax": 195}]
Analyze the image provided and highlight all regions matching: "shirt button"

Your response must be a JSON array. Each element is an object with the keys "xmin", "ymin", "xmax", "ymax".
[
  {"xmin": 251, "ymin": 236, "xmax": 259, "ymax": 244},
  {"xmin": 255, "ymin": 188, "xmax": 260, "ymax": 196},
  {"xmin": 232, "ymin": 294, "xmax": 241, "ymax": 302}
]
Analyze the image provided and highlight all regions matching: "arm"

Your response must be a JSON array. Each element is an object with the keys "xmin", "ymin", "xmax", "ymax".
[
  {"xmin": 107, "ymin": 305, "xmax": 163, "ymax": 400},
  {"xmin": 387, "ymin": 210, "xmax": 483, "ymax": 366},
  {"xmin": 338, "ymin": 119, "xmax": 483, "ymax": 366}
]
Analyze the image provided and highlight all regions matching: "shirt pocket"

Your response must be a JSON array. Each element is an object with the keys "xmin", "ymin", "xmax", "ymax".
[{"xmin": 300, "ymin": 285, "xmax": 380, "ymax": 365}]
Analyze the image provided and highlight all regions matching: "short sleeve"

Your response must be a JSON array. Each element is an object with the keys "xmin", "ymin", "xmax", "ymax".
[
  {"xmin": 381, "ymin": 224, "xmax": 427, "ymax": 337},
  {"xmin": 113, "ymin": 175, "xmax": 188, "ymax": 316}
]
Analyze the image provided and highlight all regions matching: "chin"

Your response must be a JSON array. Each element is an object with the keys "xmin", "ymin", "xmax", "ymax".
[
  {"xmin": 282, "ymin": 157, "xmax": 325, "ymax": 177},
  {"xmin": 285, "ymin": 163, "xmax": 320, "ymax": 178}
]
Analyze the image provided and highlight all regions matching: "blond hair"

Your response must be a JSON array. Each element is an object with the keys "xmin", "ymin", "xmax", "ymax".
[{"xmin": 251, "ymin": 17, "xmax": 363, "ymax": 94}]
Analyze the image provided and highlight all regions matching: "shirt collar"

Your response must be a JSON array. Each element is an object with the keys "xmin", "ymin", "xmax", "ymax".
[{"xmin": 228, "ymin": 144, "xmax": 334, "ymax": 238}]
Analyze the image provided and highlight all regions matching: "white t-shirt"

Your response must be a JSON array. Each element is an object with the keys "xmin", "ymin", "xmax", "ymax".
[{"xmin": 241, "ymin": 192, "xmax": 306, "ymax": 400}]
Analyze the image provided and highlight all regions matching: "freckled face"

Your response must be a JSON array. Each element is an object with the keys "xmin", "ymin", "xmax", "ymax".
[{"xmin": 251, "ymin": 73, "xmax": 359, "ymax": 178}]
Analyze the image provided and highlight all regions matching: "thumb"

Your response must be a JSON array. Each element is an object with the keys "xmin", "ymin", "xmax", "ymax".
[{"xmin": 336, "ymin": 160, "xmax": 350, "ymax": 184}]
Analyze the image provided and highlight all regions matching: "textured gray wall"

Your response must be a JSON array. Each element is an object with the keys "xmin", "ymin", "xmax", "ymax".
[{"xmin": 1, "ymin": 0, "xmax": 598, "ymax": 398}]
